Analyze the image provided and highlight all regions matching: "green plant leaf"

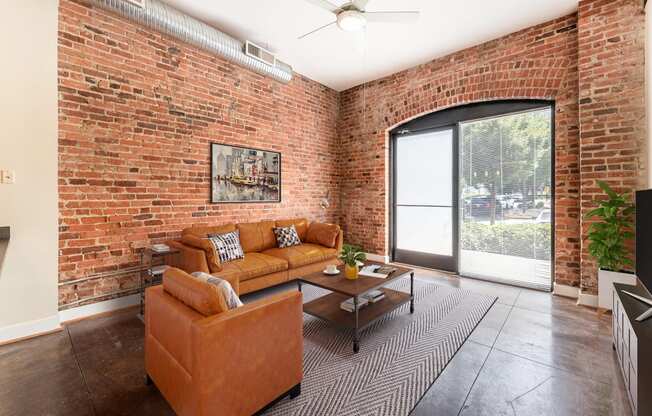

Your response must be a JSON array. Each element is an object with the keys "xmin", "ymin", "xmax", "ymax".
[
  {"xmin": 585, "ymin": 180, "xmax": 636, "ymax": 272},
  {"xmin": 598, "ymin": 180, "xmax": 618, "ymax": 200}
]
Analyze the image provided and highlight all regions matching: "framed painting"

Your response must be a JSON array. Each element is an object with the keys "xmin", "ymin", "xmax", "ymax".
[{"xmin": 210, "ymin": 143, "xmax": 281, "ymax": 203}]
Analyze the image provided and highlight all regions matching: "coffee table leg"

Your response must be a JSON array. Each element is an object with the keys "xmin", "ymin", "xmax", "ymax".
[
  {"xmin": 410, "ymin": 272, "xmax": 415, "ymax": 314},
  {"xmin": 353, "ymin": 295, "xmax": 360, "ymax": 353},
  {"xmin": 297, "ymin": 280, "xmax": 302, "ymax": 292}
]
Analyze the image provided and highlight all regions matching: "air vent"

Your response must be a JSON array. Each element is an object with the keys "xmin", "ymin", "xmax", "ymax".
[
  {"xmin": 245, "ymin": 41, "xmax": 276, "ymax": 67},
  {"xmin": 124, "ymin": 0, "xmax": 144, "ymax": 8}
]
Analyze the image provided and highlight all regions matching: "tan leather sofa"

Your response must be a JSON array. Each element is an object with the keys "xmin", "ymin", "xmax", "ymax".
[
  {"xmin": 145, "ymin": 267, "xmax": 303, "ymax": 416},
  {"xmin": 168, "ymin": 218, "xmax": 343, "ymax": 294}
]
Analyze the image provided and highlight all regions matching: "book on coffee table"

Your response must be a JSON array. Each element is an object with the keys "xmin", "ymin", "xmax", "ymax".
[
  {"xmin": 359, "ymin": 265, "xmax": 398, "ymax": 278},
  {"xmin": 340, "ymin": 297, "xmax": 369, "ymax": 312},
  {"xmin": 363, "ymin": 290, "xmax": 386, "ymax": 303}
]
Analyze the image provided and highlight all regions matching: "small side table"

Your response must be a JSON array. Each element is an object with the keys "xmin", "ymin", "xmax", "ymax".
[{"xmin": 139, "ymin": 247, "xmax": 180, "ymax": 320}]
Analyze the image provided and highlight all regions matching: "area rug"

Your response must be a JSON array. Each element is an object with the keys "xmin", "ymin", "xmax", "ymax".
[{"xmin": 261, "ymin": 278, "xmax": 497, "ymax": 416}]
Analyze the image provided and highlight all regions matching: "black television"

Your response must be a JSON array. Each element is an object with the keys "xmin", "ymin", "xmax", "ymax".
[
  {"xmin": 636, "ymin": 189, "xmax": 652, "ymax": 297},
  {"xmin": 628, "ymin": 189, "xmax": 652, "ymax": 321}
]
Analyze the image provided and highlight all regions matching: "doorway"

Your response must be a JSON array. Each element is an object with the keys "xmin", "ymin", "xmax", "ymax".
[
  {"xmin": 393, "ymin": 127, "xmax": 458, "ymax": 271},
  {"xmin": 391, "ymin": 101, "xmax": 554, "ymax": 291}
]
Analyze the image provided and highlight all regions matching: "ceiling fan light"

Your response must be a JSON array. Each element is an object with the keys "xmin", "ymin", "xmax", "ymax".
[{"xmin": 337, "ymin": 11, "xmax": 367, "ymax": 32}]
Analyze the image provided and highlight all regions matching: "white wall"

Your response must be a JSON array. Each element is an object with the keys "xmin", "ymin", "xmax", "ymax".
[{"xmin": 0, "ymin": 1, "xmax": 60, "ymax": 341}]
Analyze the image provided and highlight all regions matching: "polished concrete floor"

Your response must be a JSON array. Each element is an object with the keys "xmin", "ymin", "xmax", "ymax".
[{"xmin": 0, "ymin": 271, "xmax": 631, "ymax": 416}]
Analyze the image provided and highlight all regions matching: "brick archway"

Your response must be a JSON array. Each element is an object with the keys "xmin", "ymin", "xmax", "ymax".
[{"xmin": 338, "ymin": 14, "xmax": 581, "ymax": 289}]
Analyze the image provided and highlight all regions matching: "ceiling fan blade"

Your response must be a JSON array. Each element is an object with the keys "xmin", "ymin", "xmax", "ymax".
[
  {"xmin": 363, "ymin": 11, "xmax": 420, "ymax": 23},
  {"xmin": 298, "ymin": 21, "xmax": 337, "ymax": 39},
  {"xmin": 351, "ymin": 0, "xmax": 370, "ymax": 11},
  {"xmin": 304, "ymin": 0, "xmax": 342, "ymax": 13}
]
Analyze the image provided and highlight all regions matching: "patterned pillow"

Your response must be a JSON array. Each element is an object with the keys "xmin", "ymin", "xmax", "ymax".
[
  {"xmin": 191, "ymin": 272, "xmax": 243, "ymax": 310},
  {"xmin": 273, "ymin": 225, "xmax": 302, "ymax": 248},
  {"xmin": 208, "ymin": 230, "xmax": 244, "ymax": 263}
]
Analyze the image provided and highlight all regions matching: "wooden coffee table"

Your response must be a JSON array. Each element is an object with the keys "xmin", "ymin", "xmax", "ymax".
[{"xmin": 297, "ymin": 262, "xmax": 414, "ymax": 353}]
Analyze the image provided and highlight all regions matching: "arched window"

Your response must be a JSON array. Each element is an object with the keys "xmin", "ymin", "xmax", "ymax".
[{"xmin": 390, "ymin": 100, "xmax": 553, "ymax": 291}]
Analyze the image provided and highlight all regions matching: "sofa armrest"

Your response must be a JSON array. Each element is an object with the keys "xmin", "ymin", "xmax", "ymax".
[
  {"xmin": 168, "ymin": 240, "xmax": 210, "ymax": 274},
  {"xmin": 191, "ymin": 291, "xmax": 303, "ymax": 416}
]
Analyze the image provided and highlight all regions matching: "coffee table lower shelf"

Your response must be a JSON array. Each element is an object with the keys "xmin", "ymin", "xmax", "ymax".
[{"xmin": 303, "ymin": 288, "xmax": 411, "ymax": 341}]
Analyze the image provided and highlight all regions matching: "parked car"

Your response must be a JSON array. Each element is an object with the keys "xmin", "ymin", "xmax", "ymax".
[
  {"xmin": 496, "ymin": 195, "xmax": 514, "ymax": 209},
  {"xmin": 535, "ymin": 209, "xmax": 551, "ymax": 223},
  {"xmin": 469, "ymin": 196, "xmax": 503, "ymax": 218}
]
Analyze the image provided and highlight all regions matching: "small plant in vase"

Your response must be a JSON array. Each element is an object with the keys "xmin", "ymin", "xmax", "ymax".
[
  {"xmin": 340, "ymin": 244, "xmax": 366, "ymax": 280},
  {"xmin": 584, "ymin": 180, "xmax": 636, "ymax": 309}
]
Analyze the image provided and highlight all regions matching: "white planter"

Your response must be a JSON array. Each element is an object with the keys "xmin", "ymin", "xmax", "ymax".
[{"xmin": 598, "ymin": 268, "xmax": 637, "ymax": 310}]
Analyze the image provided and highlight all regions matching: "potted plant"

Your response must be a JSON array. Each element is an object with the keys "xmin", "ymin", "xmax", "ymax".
[
  {"xmin": 585, "ymin": 180, "xmax": 637, "ymax": 310},
  {"xmin": 340, "ymin": 244, "xmax": 366, "ymax": 280}
]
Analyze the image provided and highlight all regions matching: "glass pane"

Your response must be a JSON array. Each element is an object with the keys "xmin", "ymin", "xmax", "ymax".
[
  {"xmin": 396, "ymin": 129, "xmax": 452, "ymax": 206},
  {"xmin": 459, "ymin": 108, "xmax": 552, "ymax": 288},
  {"xmin": 396, "ymin": 206, "xmax": 452, "ymax": 256}
]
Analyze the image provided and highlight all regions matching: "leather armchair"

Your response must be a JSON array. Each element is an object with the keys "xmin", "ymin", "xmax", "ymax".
[{"xmin": 145, "ymin": 280, "xmax": 303, "ymax": 415}]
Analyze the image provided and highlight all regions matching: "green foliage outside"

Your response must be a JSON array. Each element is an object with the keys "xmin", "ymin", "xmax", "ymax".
[
  {"xmin": 460, "ymin": 109, "xmax": 552, "ymax": 224},
  {"xmin": 584, "ymin": 181, "xmax": 635, "ymax": 272},
  {"xmin": 460, "ymin": 222, "xmax": 551, "ymax": 260}
]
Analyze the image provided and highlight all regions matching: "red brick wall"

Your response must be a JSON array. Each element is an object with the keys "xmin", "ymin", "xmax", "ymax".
[
  {"xmin": 58, "ymin": 0, "xmax": 646, "ymax": 305},
  {"xmin": 339, "ymin": 15, "xmax": 582, "ymax": 288},
  {"xmin": 577, "ymin": 0, "xmax": 646, "ymax": 294},
  {"xmin": 58, "ymin": 0, "xmax": 340, "ymax": 307}
]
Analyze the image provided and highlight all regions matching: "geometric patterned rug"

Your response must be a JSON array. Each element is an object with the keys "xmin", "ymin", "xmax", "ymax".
[{"xmin": 261, "ymin": 278, "xmax": 497, "ymax": 416}]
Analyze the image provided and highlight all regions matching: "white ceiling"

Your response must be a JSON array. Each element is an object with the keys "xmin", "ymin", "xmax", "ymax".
[{"xmin": 162, "ymin": 0, "xmax": 579, "ymax": 91}]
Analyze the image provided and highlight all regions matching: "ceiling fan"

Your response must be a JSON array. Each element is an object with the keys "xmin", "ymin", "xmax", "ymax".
[{"xmin": 299, "ymin": 0, "xmax": 420, "ymax": 39}]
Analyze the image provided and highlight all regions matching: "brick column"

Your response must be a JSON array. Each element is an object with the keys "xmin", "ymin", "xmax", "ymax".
[{"xmin": 577, "ymin": 0, "xmax": 646, "ymax": 296}]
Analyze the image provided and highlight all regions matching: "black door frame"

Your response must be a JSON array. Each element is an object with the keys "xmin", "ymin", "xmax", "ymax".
[
  {"xmin": 391, "ymin": 125, "xmax": 459, "ymax": 271},
  {"xmin": 389, "ymin": 100, "xmax": 555, "ymax": 291}
]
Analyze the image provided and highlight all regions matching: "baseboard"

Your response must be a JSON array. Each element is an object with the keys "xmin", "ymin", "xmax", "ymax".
[
  {"xmin": 59, "ymin": 294, "xmax": 140, "ymax": 323},
  {"xmin": 0, "ymin": 315, "xmax": 62, "ymax": 345},
  {"xmin": 553, "ymin": 283, "xmax": 580, "ymax": 299},
  {"xmin": 577, "ymin": 291, "xmax": 599, "ymax": 308},
  {"xmin": 366, "ymin": 253, "xmax": 390, "ymax": 263}
]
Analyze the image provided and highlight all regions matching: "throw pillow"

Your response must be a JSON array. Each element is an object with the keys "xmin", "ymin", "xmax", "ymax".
[
  {"xmin": 208, "ymin": 230, "xmax": 244, "ymax": 263},
  {"xmin": 276, "ymin": 218, "xmax": 309, "ymax": 241},
  {"xmin": 191, "ymin": 272, "xmax": 243, "ymax": 310},
  {"xmin": 273, "ymin": 225, "xmax": 302, "ymax": 248},
  {"xmin": 306, "ymin": 222, "xmax": 340, "ymax": 248}
]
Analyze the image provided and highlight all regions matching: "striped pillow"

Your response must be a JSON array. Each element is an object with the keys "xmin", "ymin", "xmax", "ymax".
[
  {"xmin": 208, "ymin": 230, "xmax": 244, "ymax": 263},
  {"xmin": 191, "ymin": 272, "xmax": 243, "ymax": 310}
]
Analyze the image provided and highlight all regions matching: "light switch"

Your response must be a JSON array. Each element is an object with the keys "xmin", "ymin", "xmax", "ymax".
[{"xmin": 1, "ymin": 170, "xmax": 15, "ymax": 184}]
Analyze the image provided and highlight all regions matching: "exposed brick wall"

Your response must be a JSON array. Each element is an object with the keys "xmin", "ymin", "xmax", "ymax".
[
  {"xmin": 58, "ymin": 0, "xmax": 340, "ymax": 307},
  {"xmin": 577, "ymin": 0, "xmax": 646, "ymax": 294},
  {"xmin": 339, "ymin": 15, "xmax": 582, "ymax": 288},
  {"xmin": 58, "ymin": 0, "xmax": 646, "ymax": 306}
]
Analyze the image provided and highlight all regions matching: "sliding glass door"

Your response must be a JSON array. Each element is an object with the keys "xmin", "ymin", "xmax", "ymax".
[
  {"xmin": 393, "ymin": 128, "xmax": 457, "ymax": 271},
  {"xmin": 391, "ymin": 101, "xmax": 553, "ymax": 290},
  {"xmin": 458, "ymin": 108, "xmax": 552, "ymax": 289}
]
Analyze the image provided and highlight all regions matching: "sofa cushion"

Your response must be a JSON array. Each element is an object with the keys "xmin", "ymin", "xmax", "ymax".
[
  {"xmin": 305, "ymin": 222, "xmax": 340, "ymax": 248},
  {"xmin": 263, "ymin": 243, "xmax": 338, "ymax": 268},
  {"xmin": 214, "ymin": 252, "xmax": 288, "ymax": 282},
  {"xmin": 237, "ymin": 221, "xmax": 277, "ymax": 253},
  {"xmin": 180, "ymin": 234, "xmax": 222, "ymax": 272},
  {"xmin": 163, "ymin": 267, "xmax": 227, "ymax": 316},
  {"xmin": 182, "ymin": 223, "xmax": 236, "ymax": 238},
  {"xmin": 275, "ymin": 218, "xmax": 309, "ymax": 241}
]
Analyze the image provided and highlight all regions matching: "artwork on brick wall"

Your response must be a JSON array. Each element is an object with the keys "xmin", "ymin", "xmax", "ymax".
[{"xmin": 211, "ymin": 143, "xmax": 281, "ymax": 203}]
